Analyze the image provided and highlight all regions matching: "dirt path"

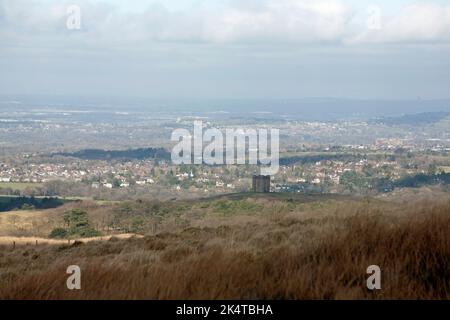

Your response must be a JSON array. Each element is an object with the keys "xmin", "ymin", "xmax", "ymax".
[{"xmin": 0, "ymin": 233, "xmax": 142, "ymax": 246}]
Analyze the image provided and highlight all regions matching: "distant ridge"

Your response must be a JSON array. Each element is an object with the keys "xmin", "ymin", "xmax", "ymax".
[
  {"xmin": 53, "ymin": 148, "xmax": 171, "ymax": 161},
  {"xmin": 370, "ymin": 111, "xmax": 450, "ymax": 126}
]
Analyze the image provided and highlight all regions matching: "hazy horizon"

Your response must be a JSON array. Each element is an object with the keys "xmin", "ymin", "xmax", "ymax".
[{"xmin": 2, "ymin": 94, "xmax": 450, "ymax": 121}]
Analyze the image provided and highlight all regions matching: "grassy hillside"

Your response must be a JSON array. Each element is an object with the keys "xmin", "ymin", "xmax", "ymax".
[
  {"xmin": 0, "ymin": 193, "xmax": 449, "ymax": 299},
  {"xmin": 0, "ymin": 210, "xmax": 51, "ymax": 237},
  {"xmin": 0, "ymin": 193, "xmax": 358, "ymax": 238},
  {"xmin": 0, "ymin": 182, "xmax": 43, "ymax": 191}
]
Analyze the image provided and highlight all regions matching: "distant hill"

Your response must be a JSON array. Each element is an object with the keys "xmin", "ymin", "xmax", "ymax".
[
  {"xmin": 54, "ymin": 148, "xmax": 171, "ymax": 161},
  {"xmin": 280, "ymin": 153, "xmax": 363, "ymax": 166},
  {"xmin": 370, "ymin": 111, "xmax": 450, "ymax": 126}
]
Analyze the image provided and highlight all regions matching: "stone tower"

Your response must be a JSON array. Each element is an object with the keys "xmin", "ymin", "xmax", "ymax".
[{"xmin": 252, "ymin": 175, "xmax": 271, "ymax": 193}]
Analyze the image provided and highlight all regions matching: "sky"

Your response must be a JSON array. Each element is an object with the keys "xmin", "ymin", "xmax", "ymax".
[{"xmin": 1, "ymin": 0, "xmax": 450, "ymax": 100}]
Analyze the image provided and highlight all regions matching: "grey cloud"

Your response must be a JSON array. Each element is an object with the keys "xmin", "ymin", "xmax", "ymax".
[
  {"xmin": 1, "ymin": 0, "xmax": 450, "ymax": 100},
  {"xmin": 2, "ymin": 0, "xmax": 450, "ymax": 48}
]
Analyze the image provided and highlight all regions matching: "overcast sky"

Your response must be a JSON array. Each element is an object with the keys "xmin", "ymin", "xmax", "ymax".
[{"xmin": 1, "ymin": 0, "xmax": 450, "ymax": 100}]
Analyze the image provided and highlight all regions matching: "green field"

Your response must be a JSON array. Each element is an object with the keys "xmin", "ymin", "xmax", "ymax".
[{"xmin": 0, "ymin": 182, "xmax": 43, "ymax": 191}]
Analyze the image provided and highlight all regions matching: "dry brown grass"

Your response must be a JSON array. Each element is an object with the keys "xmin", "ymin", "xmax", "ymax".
[
  {"xmin": 0, "ymin": 210, "xmax": 52, "ymax": 237},
  {"xmin": 0, "ymin": 197, "xmax": 449, "ymax": 300}
]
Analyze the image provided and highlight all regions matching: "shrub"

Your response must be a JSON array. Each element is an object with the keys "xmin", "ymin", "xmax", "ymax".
[{"xmin": 49, "ymin": 228, "xmax": 68, "ymax": 239}]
